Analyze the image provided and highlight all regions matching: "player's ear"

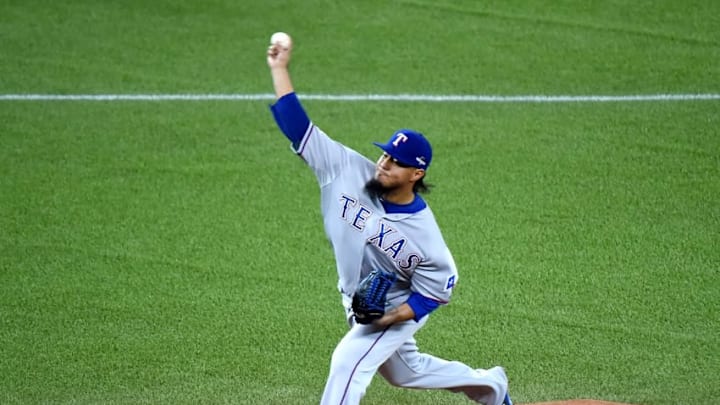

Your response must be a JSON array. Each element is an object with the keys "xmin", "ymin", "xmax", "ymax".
[{"xmin": 410, "ymin": 169, "xmax": 425, "ymax": 182}]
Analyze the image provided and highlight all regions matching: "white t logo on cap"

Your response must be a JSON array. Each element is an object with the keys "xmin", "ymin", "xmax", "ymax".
[{"xmin": 392, "ymin": 133, "xmax": 408, "ymax": 147}]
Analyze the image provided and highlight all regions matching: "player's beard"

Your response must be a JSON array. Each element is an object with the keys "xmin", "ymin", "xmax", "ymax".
[{"xmin": 364, "ymin": 178, "xmax": 392, "ymax": 200}]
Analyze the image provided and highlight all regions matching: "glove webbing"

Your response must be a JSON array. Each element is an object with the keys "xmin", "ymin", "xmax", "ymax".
[{"xmin": 365, "ymin": 270, "xmax": 396, "ymax": 305}]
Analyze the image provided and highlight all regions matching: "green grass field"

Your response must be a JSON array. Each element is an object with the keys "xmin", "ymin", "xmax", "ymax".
[{"xmin": 1, "ymin": 1, "xmax": 719, "ymax": 404}]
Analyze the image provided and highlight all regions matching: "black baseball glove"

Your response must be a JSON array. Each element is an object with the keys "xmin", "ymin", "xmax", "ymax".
[{"xmin": 351, "ymin": 269, "xmax": 397, "ymax": 325}]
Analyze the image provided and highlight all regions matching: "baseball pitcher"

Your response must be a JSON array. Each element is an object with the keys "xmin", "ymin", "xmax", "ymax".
[{"xmin": 265, "ymin": 33, "xmax": 513, "ymax": 405}]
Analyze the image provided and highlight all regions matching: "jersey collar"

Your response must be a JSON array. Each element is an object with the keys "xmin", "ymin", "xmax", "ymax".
[{"xmin": 381, "ymin": 194, "xmax": 427, "ymax": 214}]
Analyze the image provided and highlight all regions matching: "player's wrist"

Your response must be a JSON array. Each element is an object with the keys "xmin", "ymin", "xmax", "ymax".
[
  {"xmin": 270, "ymin": 65, "xmax": 289, "ymax": 72},
  {"xmin": 374, "ymin": 304, "xmax": 414, "ymax": 327}
]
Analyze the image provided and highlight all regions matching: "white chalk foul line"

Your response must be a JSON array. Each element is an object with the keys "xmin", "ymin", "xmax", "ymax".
[{"xmin": 0, "ymin": 93, "xmax": 719, "ymax": 102}]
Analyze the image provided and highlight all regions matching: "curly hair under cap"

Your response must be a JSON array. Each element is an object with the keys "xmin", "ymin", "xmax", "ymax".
[{"xmin": 414, "ymin": 176, "xmax": 432, "ymax": 194}]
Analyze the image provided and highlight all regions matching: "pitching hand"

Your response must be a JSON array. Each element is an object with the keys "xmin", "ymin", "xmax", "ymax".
[{"xmin": 267, "ymin": 43, "xmax": 291, "ymax": 69}]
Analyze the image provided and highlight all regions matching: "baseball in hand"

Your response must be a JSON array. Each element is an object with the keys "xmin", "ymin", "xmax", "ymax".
[{"xmin": 270, "ymin": 32, "xmax": 292, "ymax": 49}]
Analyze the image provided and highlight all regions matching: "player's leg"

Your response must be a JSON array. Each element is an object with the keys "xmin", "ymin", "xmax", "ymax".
[
  {"xmin": 320, "ymin": 318, "xmax": 424, "ymax": 405},
  {"xmin": 378, "ymin": 337, "xmax": 509, "ymax": 405}
]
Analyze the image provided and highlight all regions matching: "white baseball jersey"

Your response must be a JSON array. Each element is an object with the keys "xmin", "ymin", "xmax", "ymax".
[{"xmin": 292, "ymin": 123, "xmax": 459, "ymax": 310}]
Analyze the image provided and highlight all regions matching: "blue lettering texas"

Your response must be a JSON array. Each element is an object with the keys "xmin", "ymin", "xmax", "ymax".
[
  {"xmin": 339, "ymin": 194, "xmax": 357, "ymax": 219},
  {"xmin": 338, "ymin": 195, "xmax": 421, "ymax": 270},
  {"xmin": 339, "ymin": 194, "xmax": 372, "ymax": 231},
  {"xmin": 367, "ymin": 221, "xmax": 422, "ymax": 272},
  {"xmin": 367, "ymin": 222, "xmax": 402, "ymax": 258}
]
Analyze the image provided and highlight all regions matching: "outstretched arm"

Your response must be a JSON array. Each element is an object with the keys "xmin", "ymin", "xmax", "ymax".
[
  {"xmin": 266, "ymin": 33, "xmax": 309, "ymax": 148},
  {"xmin": 266, "ymin": 34, "xmax": 294, "ymax": 100}
]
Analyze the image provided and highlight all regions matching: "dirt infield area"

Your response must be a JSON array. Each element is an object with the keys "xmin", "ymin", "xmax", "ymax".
[{"xmin": 524, "ymin": 401, "xmax": 634, "ymax": 405}]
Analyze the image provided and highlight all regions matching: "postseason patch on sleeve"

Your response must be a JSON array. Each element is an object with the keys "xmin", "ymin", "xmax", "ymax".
[{"xmin": 444, "ymin": 274, "xmax": 457, "ymax": 291}]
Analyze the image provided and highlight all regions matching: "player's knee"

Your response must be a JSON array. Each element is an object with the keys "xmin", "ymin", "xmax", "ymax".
[
  {"xmin": 378, "ymin": 364, "xmax": 414, "ymax": 387},
  {"xmin": 328, "ymin": 348, "xmax": 355, "ymax": 378}
]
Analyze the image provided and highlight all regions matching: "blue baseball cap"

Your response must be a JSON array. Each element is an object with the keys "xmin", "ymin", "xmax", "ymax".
[{"xmin": 373, "ymin": 129, "xmax": 433, "ymax": 169}]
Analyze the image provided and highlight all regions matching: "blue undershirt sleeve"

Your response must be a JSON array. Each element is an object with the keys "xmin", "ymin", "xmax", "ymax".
[
  {"xmin": 406, "ymin": 292, "xmax": 441, "ymax": 322},
  {"xmin": 269, "ymin": 92, "xmax": 311, "ymax": 149}
]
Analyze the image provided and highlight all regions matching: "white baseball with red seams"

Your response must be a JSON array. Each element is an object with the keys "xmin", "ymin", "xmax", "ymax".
[{"xmin": 270, "ymin": 32, "xmax": 292, "ymax": 49}]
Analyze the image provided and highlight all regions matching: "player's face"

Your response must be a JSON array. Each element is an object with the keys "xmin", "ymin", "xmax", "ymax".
[{"xmin": 374, "ymin": 153, "xmax": 422, "ymax": 188}]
